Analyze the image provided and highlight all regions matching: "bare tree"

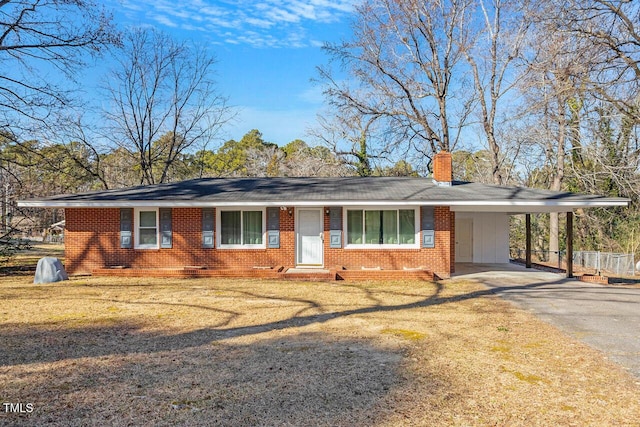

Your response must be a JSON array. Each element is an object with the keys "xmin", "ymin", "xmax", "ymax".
[
  {"xmin": 0, "ymin": 0, "xmax": 117, "ymax": 255},
  {"xmin": 319, "ymin": 0, "xmax": 475, "ymax": 162},
  {"xmin": 464, "ymin": 0, "xmax": 531, "ymax": 184},
  {"xmin": 47, "ymin": 116, "xmax": 112, "ymax": 189},
  {"xmin": 103, "ymin": 28, "xmax": 234, "ymax": 185},
  {"xmin": 310, "ymin": 109, "xmax": 384, "ymax": 176},
  {"xmin": 516, "ymin": 0, "xmax": 640, "ymax": 257},
  {"xmin": 244, "ymin": 145, "xmax": 284, "ymax": 177},
  {"xmin": 559, "ymin": 0, "xmax": 640, "ymax": 207},
  {"xmin": 516, "ymin": 2, "xmax": 594, "ymax": 261},
  {"xmin": 281, "ymin": 141, "xmax": 352, "ymax": 177},
  {"xmin": 0, "ymin": 0, "xmax": 118, "ymax": 133},
  {"xmin": 556, "ymin": 0, "xmax": 639, "ymax": 121}
]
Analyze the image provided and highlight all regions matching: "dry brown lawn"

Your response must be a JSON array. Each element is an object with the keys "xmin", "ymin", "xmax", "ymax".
[
  {"xmin": 0, "ymin": 243, "xmax": 65, "ymax": 276},
  {"xmin": 1, "ymin": 263, "xmax": 639, "ymax": 425}
]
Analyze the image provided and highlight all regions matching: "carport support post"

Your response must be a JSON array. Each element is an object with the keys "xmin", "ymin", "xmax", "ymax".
[
  {"xmin": 525, "ymin": 214, "xmax": 532, "ymax": 268},
  {"xmin": 566, "ymin": 211, "xmax": 573, "ymax": 278}
]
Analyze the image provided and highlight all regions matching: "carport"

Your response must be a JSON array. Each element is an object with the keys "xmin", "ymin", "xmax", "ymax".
[{"xmin": 451, "ymin": 202, "xmax": 623, "ymax": 278}]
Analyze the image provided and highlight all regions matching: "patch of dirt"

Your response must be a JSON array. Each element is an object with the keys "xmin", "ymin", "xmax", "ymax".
[{"xmin": 0, "ymin": 276, "xmax": 638, "ymax": 426}]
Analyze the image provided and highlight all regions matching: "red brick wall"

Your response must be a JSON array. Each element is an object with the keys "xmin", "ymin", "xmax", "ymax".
[
  {"xmin": 65, "ymin": 206, "xmax": 454, "ymax": 277},
  {"xmin": 323, "ymin": 206, "xmax": 453, "ymax": 278},
  {"xmin": 65, "ymin": 208, "xmax": 121, "ymax": 274},
  {"xmin": 449, "ymin": 210, "xmax": 456, "ymax": 274},
  {"xmin": 65, "ymin": 207, "xmax": 296, "ymax": 274}
]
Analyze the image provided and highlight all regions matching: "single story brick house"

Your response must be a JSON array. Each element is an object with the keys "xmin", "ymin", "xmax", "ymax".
[{"xmin": 18, "ymin": 153, "xmax": 628, "ymax": 280}]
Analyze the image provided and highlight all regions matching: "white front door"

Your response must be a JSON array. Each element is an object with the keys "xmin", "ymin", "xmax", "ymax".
[
  {"xmin": 297, "ymin": 209, "xmax": 323, "ymax": 266},
  {"xmin": 455, "ymin": 218, "xmax": 473, "ymax": 262}
]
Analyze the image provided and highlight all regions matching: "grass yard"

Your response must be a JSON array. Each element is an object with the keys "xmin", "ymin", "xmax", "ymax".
[
  {"xmin": 1, "ymin": 257, "xmax": 639, "ymax": 425},
  {"xmin": 0, "ymin": 243, "xmax": 65, "ymax": 276}
]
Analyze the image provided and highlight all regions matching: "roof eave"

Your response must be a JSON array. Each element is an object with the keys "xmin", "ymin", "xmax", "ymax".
[
  {"xmin": 450, "ymin": 200, "xmax": 629, "ymax": 213},
  {"xmin": 17, "ymin": 199, "xmax": 630, "ymax": 210}
]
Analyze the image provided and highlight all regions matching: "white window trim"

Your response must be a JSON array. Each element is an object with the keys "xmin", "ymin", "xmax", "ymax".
[
  {"xmin": 134, "ymin": 207, "xmax": 159, "ymax": 250},
  {"xmin": 343, "ymin": 206, "xmax": 420, "ymax": 249},
  {"xmin": 216, "ymin": 207, "xmax": 266, "ymax": 249}
]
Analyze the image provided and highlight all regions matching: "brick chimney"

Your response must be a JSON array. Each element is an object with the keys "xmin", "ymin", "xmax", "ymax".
[{"xmin": 432, "ymin": 151, "xmax": 452, "ymax": 186}]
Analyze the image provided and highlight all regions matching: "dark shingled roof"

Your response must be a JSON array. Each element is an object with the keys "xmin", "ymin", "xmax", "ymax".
[{"xmin": 19, "ymin": 177, "xmax": 628, "ymax": 212}]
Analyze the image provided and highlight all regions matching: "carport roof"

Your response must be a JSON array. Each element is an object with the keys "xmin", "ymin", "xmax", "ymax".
[{"xmin": 18, "ymin": 177, "xmax": 629, "ymax": 212}]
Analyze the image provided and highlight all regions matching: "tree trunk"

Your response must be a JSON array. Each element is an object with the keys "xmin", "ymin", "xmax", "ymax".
[
  {"xmin": 1, "ymin": 182, "xmax": 6, "ymax": 233},
  {"xmin": 549, "ymin": 92, "xmax": 567, "ymax": 265},
  {"xmin": 549, "ymin": 212, "xmax": 559, "ymax": 264}
]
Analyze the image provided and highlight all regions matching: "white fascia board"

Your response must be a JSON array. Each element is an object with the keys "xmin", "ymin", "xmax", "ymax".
[
  {"xmin": 448, "ymin": 200, "xmax": 629, "ymax": 207},
  {"xmin": 18, "ymin": 198, "xmax": 629, "ymax": 210}
]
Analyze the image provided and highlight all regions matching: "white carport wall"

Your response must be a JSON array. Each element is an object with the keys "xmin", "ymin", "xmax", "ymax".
[{"xmin": 455, "ymin": 212, "xmax": 510, "ymax": 264}]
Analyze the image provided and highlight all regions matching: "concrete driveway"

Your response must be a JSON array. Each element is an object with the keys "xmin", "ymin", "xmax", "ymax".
[{"xmin": 452, "ymin": 263, "xmax": 640, "ymax": 379}]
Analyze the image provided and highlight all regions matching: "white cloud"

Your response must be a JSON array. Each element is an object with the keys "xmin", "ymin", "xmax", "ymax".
[
  {"xmin": 264, "ymin": 7, "xmax": 302, "ymax": 24},
  {"xmin": 119, "ymin": 0, "xmax": 356, "ymax": 48},
  {"xmin": 244, "ymin": 17, "xmax": 275, "ymax": 29},
  {"xmin": 151, "ymin": 14, "xmax": 178, "ymax": 28},
  {"xmin": 309, "ymin": 39, "xmax": 325, "ymax": 48},
  {"xmin": 121, "ymin": 0, "xmax": 143, "ymax": 12}
]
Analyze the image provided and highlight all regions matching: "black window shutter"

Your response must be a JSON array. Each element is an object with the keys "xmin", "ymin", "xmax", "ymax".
[
  {"xmin": 202, "ymin": 208, "xmax": 214, "ymax": 248},
  {"xmin": 159, "ymin": 208, "xmax": 172, "ymax": 248},
  {"xmin": 120, "ymin": 208, "xmax": 133, "ymax": 249}
]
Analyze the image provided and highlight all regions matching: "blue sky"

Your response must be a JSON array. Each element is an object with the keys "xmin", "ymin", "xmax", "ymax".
[{"xmin": 108, "ymin": 0, "xmax": 357, "ymax": 146}]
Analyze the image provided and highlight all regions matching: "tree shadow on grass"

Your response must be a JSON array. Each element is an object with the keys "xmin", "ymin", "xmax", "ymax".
[
  {"xmin": 0, "ymin": 276, "xmax": 591, "ymax": 368},
  {"xmin": 1, "ymin": 332, "xmax": 425, "ymax": 426},
  {"xmin": 0, "ymin": 275, "xmax": 593, "ymax": 425}
]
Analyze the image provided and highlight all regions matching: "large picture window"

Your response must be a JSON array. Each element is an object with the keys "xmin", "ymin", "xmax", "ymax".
[
  {"xmin": 346, "ymin": 208, "xmax": 417, "ymax": 247},
  {"xmin": 219, "ymin": 209, "xmax": 264, "ymax": 248},
  {"xmin": 135, "ymin": 208, "xmax": 158, "ymax": 249}
]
